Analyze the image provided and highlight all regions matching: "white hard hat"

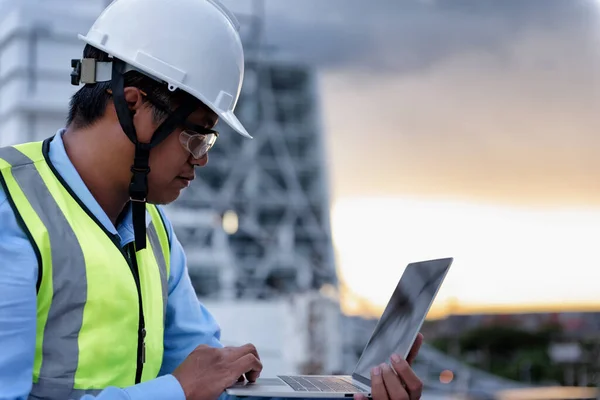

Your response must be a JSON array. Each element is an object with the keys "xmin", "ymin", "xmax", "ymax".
[{"xmin": 78, "ymin": 0, "xmax": 252, "ymax": 139}]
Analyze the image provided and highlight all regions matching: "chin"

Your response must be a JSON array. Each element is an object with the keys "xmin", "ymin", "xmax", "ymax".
[{"xmin": 147, "ymin": 190, "xmax": 181, "ymax": 206}]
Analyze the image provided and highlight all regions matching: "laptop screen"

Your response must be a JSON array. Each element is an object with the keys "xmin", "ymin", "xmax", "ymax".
[{"xmin": 352, "ymin": 258, "xmax": 452, "ymax": 384}]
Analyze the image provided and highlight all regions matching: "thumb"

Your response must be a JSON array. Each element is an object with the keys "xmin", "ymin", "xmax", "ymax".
[{"xmin": 407, "ymin": 333, "xmax": 424, "ymax": 366}]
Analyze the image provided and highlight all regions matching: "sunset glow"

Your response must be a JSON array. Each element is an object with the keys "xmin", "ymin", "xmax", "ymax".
[{"xmin": 332, "ymin": 196, "xmax": 600, "ymax": 318}]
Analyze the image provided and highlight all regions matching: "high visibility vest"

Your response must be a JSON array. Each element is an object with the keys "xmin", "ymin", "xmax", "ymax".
[{"xmin": 0, "ymin": 139, "xmax": 171, "ymax": 400}]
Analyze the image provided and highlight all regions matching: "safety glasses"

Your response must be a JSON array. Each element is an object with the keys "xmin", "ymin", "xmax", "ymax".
[
  {"xmin": 179, "ymin": 126, "xmax": 219, "ymax": 159},
  {"xmin": 106, "ymin": 88, "xmax": 219, "ymax": 159}
]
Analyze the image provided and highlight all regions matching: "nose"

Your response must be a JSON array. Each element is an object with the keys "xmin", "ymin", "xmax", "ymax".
[{"xmin": 189, "ymin": 153, "xmax": 208, "ymax": 167}]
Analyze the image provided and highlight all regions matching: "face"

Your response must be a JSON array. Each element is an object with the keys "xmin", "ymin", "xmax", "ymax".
[{"xmin": 130, "ymin": 92, "xmax": 219, "ymax": 205}]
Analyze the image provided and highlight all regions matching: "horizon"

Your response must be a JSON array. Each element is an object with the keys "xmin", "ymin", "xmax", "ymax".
[
  {"xmin": 340, "ymin": 290, "xmax": 600, "ymax": 321},
  {"xmin": 330, "ymin": 196, "xmax": 600, "ymax": 320}
]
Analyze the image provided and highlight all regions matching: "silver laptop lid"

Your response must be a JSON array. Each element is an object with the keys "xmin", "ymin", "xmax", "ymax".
[{"xmin": 352, "ymin": 258, "xmax": 453, "ymax": 387}]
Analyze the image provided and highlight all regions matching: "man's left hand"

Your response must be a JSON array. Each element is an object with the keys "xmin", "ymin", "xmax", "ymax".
[{"xmin": 355, "ymin": 333, "xmax": 424, "ymax": 400}]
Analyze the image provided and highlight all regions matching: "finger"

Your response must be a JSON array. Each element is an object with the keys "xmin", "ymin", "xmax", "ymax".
[
  {"xmin": 233, "ymin": 353, "xmax": 263, "ymax": 383},
  {"xmin": 244, "ymin": 368, "xmax": 262, "ymax": 383},
  {"xmin": 370, "ymin": 366, "xmax": 389, "ymax": 400},
  {"xmin": 243, "ymin": 343, "xmax": 261, "ymax": 360},
  {"xmin": 390, "ymin": 356, "xmax": 423, "ymax": 400},
  {"xmin": 381, "ymin": 363, "xmax": 408, "ymax": 400},
  {"xmin": 228, "ymin": 354, "xmax": 261, "ymax": 384},
  {"xmin": 225, "ymin": 343, "xmax": 261, "ymax": 362},
  {"xmin": 354, "ymin": 394, "xmax": 369, "ymax": 400},
  {"xmin": 245, "ymin": 367, "xmax": 262, "ymax": 382},
  {"xmin": 406, "ymin": 333, "xmax": 423, "ymax": 366}
]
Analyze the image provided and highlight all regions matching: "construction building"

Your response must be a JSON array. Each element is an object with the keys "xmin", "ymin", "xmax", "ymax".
[{"xmin": 0, "ymin": 0, "xmax": 343, "ymax": 376}]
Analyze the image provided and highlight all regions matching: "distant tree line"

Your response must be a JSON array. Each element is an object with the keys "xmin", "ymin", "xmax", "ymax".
[{"xmin": 430, "ymin": 322, "xmax": 578, "ymax": 384}]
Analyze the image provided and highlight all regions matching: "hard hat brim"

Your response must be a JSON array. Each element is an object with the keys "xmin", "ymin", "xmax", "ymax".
[{"xmin": 218, "ymin": 110, "xmax": 253, "ymax": 139}]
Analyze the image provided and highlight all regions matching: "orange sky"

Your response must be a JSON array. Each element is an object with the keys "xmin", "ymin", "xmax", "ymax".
[
  {"xmin": 329, "ymin": 196, "xmax": 600, "ymax": 318},
  {"xmin": 321, "ymin": 49, "xmax": 600, "ymax": 207},
  {"xmin": 301, "ymin": 3, "xmax": 600, "ymax": 317}
]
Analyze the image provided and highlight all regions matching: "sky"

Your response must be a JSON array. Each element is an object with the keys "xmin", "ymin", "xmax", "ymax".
[
  {"xmin": 257, "ymin": 0, "xmax": 600, "ymax": 205},
  {"xmin": 223, "ymin": 0, "xmax": 600, "ymax": 317}
]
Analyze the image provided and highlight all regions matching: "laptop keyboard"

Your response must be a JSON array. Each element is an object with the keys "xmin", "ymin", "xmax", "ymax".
[{"xmin": 278, "ymin": 376, "xmax": 365, "ymax": 393}]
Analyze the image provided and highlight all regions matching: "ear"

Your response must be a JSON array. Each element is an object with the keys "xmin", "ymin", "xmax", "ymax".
[
  {"xmin": 123, "ymin": 87, "xmax": 156, "ymax": 144},
  {"xmin": 123, "ymin": 87, "xmax": 146, "ymax": 112}
]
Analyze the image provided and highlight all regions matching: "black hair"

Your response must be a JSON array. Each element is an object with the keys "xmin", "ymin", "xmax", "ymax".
[{"xmin": 66, "ymin": 44, "xmax": 197, "ymax": 129}]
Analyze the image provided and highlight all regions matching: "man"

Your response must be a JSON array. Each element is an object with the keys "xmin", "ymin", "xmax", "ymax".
[{"xmin": 0, "ymin": 0, "xmax": 425, "ymax": 399}]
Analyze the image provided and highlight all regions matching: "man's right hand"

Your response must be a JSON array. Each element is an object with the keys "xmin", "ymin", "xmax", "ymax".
[{"xmin": 173, "ymin": 343, "xmax": 263, "ymax": 400}]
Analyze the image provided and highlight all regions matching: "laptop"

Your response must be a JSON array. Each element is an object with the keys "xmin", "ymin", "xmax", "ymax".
[{"xmin": 226, "ymin": 257, "xmax": 453, "ymax": 398}]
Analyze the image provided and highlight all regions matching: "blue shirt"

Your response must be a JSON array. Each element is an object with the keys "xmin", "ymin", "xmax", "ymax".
[{"xmin": 0, "ymin": 131, "xmax": 224, "ymax": 400}]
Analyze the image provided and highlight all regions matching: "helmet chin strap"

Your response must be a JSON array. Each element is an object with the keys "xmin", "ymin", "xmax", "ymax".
[{"xmin": 110, "ymin": 59, "xmax": 197, "ymax": 250}]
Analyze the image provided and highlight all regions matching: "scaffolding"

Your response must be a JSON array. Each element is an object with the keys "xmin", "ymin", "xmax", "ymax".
[{"xmin": 164, "ymin": 0, "xmax": 339, "ymax": 301}]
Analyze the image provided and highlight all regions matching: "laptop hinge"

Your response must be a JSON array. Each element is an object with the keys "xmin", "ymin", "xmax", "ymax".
[{"xmin": 349, "ymin": 377, "xmax": 371, "ymax": 392}]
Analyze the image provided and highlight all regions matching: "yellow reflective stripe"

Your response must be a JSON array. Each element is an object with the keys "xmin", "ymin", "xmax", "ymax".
[
  {"xmin": 147, "ymin": 205, "xmax": 171, "ymax": 324},
  {"xmin": 0, "ymin": 153, "xmax": 53, "ymax": 382},
  {"xmin": 29, "ymin": 386, "xmax": 102, "ymax": 399},
  {"xmin": 140, "ymin": 205, "xmax": 171, "ymax": 382},
  {"xmin": 0, "ymin": 146, "xmax": 88, "ymax": 394},
  {"xmin": 147, "ymin": 221, "xmax": 168, "ymax": 324},
  {"xmin": 4, "ymin": 142, "xmax": 140, "ymax": 388},
  {"xmin": 136, "ymin": 233, "xmax": 166, "ymax": 382},
  {"xmin": 148, "ymin": 205, "xmax": 171, "ymax": 275},
  {"xmin": 31, "ymin": 160, "xmax": 139, "ymax": 388}
]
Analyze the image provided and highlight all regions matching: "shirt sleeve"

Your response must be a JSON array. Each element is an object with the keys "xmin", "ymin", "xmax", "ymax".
[
  {"xmin": 0, "ymin": 188, "xmax": 40, "ymax": 399},
  {"xmin": 157, "ymin": 206, "xmax": 224, "ymax": 377},
  {"xmin": 78, "ymin": 375, "xmax": 185, "ymax": 400}
]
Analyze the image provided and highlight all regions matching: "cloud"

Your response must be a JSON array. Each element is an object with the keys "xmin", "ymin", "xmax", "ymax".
[
  {"xmin": 319, "ymin": 7, "xmax": 600, "ymax": 206},
  {"xmin": 223, "ymin": 0, "xmax": 600, "ymax": 207},
  {"xmin": 256, "ymin": 0, "xmax": 598, "ymax": 74}
]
